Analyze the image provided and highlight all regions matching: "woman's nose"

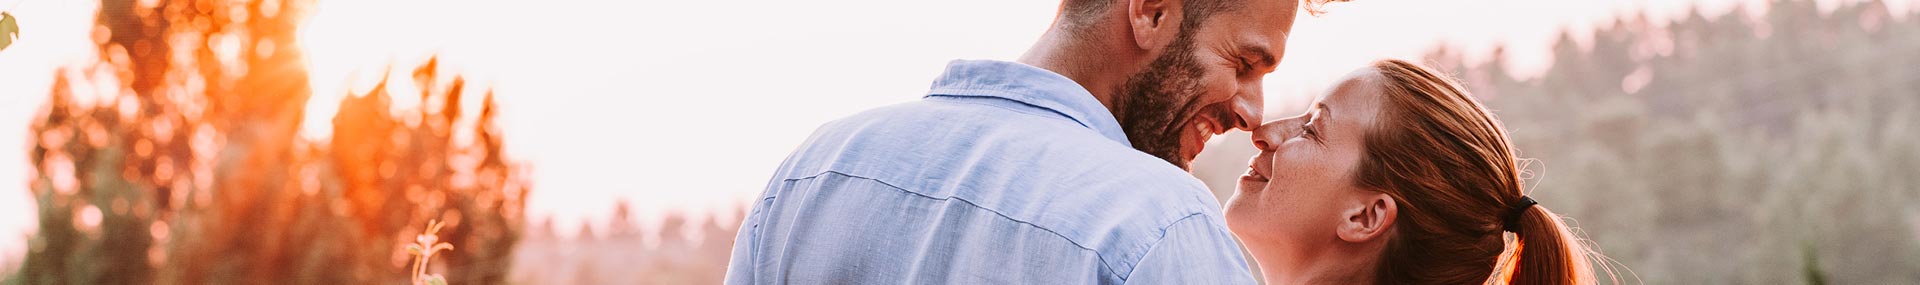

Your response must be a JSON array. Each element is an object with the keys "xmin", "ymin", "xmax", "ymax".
[{"xmin": 1250, "ymin": 114, "xmax": 1307, "ymax": 151}]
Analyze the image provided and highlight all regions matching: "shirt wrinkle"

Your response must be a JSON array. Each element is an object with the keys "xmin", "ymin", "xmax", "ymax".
[{"xmin": 782, "ymin": 170, "xmax": 1124, "ymax": 277}]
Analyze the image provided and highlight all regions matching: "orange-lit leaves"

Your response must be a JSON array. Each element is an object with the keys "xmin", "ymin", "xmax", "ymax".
[{"xmin": 1, "ymin": 12, "xmax": 18, "ymax": 51}]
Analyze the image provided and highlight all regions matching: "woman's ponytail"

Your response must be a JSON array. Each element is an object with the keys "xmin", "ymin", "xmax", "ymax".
[{"xmin": 1508, "ymin": 205, "xmax": 1593, "ymax": 285}]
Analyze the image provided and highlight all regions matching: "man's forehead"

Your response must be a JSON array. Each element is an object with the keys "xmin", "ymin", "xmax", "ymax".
[
  {"xmin": 1217, "ymin": 0, "xmax": 1298, "ymax": 44},
  {"xmin": 1235, "ymin": 0, "xmax": 1301, "ymax": 24}
]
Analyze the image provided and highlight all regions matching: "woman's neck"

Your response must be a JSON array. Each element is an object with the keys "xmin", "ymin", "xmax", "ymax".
[
  {"xmin": 1250, "ymin": 243, "xmax": 1377, "ymax": 285},
  {"xmin": 1264, "ymin": 264, "xmax": 1373, "ymax": 285}
]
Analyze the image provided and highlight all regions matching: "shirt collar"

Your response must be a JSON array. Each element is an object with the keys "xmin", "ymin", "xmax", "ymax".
[{"xmin": 925, "ymin": 59, "xmax": 1131, "ymax": 146}]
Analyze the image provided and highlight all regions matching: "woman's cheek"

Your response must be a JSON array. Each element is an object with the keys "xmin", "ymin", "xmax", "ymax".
[
  {"xmin": 1266, "ymin": 145, "xmax": 1335, "ymax": 206},
  {"xmin": 1270, "ymin": 146, "xmax": 1311, "ymax": 183}
]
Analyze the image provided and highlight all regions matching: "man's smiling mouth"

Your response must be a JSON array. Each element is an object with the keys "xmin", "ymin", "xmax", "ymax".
[{"xmin": 1185, "ymin": 115, "xmax": 1226, "ymax": 160}]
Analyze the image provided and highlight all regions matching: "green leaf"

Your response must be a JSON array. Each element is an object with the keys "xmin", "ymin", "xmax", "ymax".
[{"xmin": 0, "ymin": 12, "xmax": 17, "ymax": 52}]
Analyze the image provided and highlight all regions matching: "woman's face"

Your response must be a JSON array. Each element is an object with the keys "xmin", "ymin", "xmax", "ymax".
[{"xmin": 1225, "ymin": 70, "xmax": 1384, "ymax": 271}]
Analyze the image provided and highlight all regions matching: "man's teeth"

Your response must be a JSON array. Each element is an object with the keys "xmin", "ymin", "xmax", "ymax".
[{"xmin": 1197, "ymin": 121, "xmax": 1212, "ymax": 136}]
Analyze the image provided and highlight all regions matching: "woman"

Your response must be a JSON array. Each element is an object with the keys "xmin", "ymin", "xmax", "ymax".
[{"xmin": 1227, "ymin": 59, "xmax": 1602, "ymax": 284}]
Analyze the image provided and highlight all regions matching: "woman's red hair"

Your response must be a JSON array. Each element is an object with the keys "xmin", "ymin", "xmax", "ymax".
[{"xmin": 1357, "ymin": 59, "xmax": 1601, "ymax": 285}]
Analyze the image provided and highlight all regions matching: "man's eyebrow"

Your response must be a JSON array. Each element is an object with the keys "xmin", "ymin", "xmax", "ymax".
[{"xmin": 1241, "ymin": 43, "xmax": 1277, "ymax": 69}]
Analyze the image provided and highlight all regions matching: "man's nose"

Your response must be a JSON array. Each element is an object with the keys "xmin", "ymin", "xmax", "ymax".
[
  {"xmin": 1250, "ymin": 115, "xmax": 1305, "ymax": 151},
  {"xmin": 1229, "ymin": 83, "xmax": 1264, "ymax": 131}
]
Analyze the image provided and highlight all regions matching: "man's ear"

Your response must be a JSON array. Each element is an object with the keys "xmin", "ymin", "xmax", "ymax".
[
  {"xmin": 1337, "ymin": 192, "xmax": 1396, "ymax": 243},
  {"xmin": 1127, "ymin": 0, "xmax": 1184, "ymax": 51}
]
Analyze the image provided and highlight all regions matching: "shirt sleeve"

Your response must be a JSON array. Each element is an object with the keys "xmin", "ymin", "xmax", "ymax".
[
  {"xmin": 1122, "ymin": 214, "xmax": 1259, "ymax": 284},
  {"xmin": 724, "ymin": 197, "xmax": 772, "ymax": 285}
]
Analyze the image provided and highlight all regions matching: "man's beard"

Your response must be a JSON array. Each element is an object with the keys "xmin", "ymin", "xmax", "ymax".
[{"xmin": 1114, "ymin": 33, "xmax": 1214, "ymax": 170}]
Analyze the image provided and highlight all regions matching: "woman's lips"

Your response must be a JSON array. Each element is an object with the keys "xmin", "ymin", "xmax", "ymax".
[
  {"xmin": 1240, "ymin": 163, "xmax": 1268, "ymax": 183},
  {"xmin": 1238, "ymin": 168, "xmax": 1268, "ymax": 194},
  {"xmin": 1239, "ymin": 154, "xmax": 1269, "ymax": 189}
]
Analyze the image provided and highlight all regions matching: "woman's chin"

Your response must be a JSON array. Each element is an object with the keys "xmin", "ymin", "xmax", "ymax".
[
  {"xmin": 1226, "ymin": 182, "xmax": 1262, "ymax": 211},
  {"xmin": 1220, "ymin": 191, "xmax": 1266, "ymax": 240},
  {"xmin": 1237, "ymin": 175, "xmax": 1267, "ymax": 195}
]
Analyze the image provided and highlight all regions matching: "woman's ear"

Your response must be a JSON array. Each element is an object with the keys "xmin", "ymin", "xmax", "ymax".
[
  {"xmin": 1337, "ymin": 192, "xmax": 1396, "ymax": 243},
  {"xmin": 1127, "ymin": 0, "xmax": 1184, "ymax": 51}
]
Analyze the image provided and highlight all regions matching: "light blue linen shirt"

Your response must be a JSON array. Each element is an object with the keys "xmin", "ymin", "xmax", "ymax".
[{"xmin": 726, "ymin": 60, "xmax": 1255, "ymax": 284}]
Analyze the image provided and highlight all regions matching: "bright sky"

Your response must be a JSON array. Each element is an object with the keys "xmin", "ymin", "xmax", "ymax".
[{"xmin": 2, "ymin": 0, "xmax": 1908, "ymax": 259}]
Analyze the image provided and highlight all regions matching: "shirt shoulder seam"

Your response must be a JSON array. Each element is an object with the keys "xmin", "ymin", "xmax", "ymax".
[
  {"xmin": 925, "ymin": 93, "xmax": 1096, "ymax": 130},
  {"xmin": 1121, "ymin": 212, "xmax": 1210, "ymax": 281}
]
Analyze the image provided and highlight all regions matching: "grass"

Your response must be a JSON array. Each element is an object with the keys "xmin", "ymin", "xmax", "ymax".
[{"xmin": 409, "ymin": 220, "xmax": 455, "ymax": 285}]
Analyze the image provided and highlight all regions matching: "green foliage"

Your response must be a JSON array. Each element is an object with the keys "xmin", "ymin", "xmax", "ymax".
[{"xmin": 1802, "ymin": 241, "xmax": 1828, "ymax": 285}]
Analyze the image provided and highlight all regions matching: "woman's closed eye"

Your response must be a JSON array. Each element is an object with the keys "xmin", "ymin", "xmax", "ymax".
[
  {"xmin": 1298, "ymin": 103, "xmax": 1330, "ymax": 144},
  {"xmin": 1296, "ymin": 114, "xmax": 1322, "ymax": 143}
]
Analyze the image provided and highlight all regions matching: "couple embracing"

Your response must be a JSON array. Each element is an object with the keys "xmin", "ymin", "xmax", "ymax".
[{"xmin": 726, "ymin": 0, "xmax": 1599, "ymax": 284}]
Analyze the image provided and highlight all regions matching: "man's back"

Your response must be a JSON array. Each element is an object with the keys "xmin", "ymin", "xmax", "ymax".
[{"xmin": 726, "ymin": 60, "xmax": 1254, "ymax": 284}]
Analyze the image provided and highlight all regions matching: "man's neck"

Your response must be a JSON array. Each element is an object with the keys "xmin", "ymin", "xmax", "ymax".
[{"xmin": 1017, "ymin": 30, "xmax": 1135, "ymax": 121}]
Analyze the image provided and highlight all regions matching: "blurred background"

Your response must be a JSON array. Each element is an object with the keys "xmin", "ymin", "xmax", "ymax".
[{"xmin": 0, "ymin": 0, "xmax": 1914, "ymax": 283}]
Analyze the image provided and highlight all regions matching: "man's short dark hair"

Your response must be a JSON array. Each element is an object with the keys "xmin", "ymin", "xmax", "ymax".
[
  {"xmin": 1058, "ymin": 0, "xmax": 1247, "ymax": 35},
  {"xmin": 1059, "ymin": 0, "xmax": 1350, "ymax": 34}
]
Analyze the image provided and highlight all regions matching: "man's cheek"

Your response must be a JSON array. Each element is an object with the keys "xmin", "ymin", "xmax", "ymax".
[{"xmin": 1203, "ymin": 73, "xmax": 1240, "ymax": 105}]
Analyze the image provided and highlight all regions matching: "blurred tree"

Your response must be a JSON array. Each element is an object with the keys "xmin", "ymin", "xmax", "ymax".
[
  {"xmin": 507, "ymin": 205, "xmax": 747, "ymax": 284},
  {"xmin": 15, "ymin": 0, "xmax": 529, "ymax": 284},
  {"xmin": 1421, "ymin": 0, "xmax": 1920, "ymax": 283}
]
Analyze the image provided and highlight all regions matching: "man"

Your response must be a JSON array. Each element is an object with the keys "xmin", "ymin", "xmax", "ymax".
[{"xmin": 728, "ymin": 0, "xmax": 1313, "ymax": 283}]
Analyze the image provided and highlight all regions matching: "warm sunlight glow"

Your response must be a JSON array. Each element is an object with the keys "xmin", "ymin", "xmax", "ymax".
[
  {"xmin": 0, "ymin": 0, "xmax": 1916, "ymax": 283},
  {"xmin": 15, "ymin": 0, "xmax": 1913, "ymax": 254},
  {"xmin": 299, "ymin": 0, "xmax": 441, "ymax": 141}
]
